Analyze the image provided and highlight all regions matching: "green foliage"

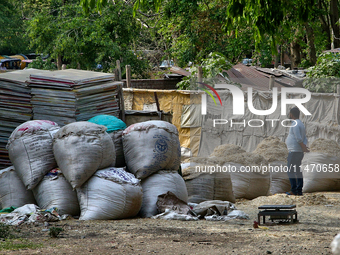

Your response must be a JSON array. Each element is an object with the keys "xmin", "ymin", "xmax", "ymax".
[
  {"xmin": 80, "ymin": 0, "xmax": 109, "ymax": 14},
  {"xmin": 26, "ymin": 0, "xmax": 150, "ymax": 77},
  {"xmin": 159, "ymin": 0, "xmax": 255, "ymax": 66},
  {"xmin": 226, "ymin": 0, "xmax": 316, "ymax": 52},
  {"xmin": 304, "ymin": 53, "xmax": 340, "ymax": 92},
  {"xmin": 177, "ymin": 52, "xmax": 232, "ymax": 90},
  {"xmin": 252, "ymin": 39, "xmax": 273, "ymax": 67},
  {"xmin": 28, "ymin": 56, "xmax": 57, "ymax": 70},
  {"xmin": 0, "ymin": 240, "xmax": 43, "ymax": 250},
  {"xmin": 49, "ymin": 227, "xmax": 63, "ymax": 238},
  {"xmin": 0, "ymin": 1, "xmax": 29, "ymax": 54},
  {"xmin": 201, "ymin": 52, "xmax": 232, "ymax": 78}
]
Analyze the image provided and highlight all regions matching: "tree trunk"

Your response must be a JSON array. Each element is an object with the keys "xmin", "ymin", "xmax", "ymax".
[
  {"xmin": 290, "ymin": 27, "xmax": 302, "ymax": 68},
  {"xmin": 274, "ymin": 45, "xmax": 280, "ymax": 68},
  {"xmin": 290, "ymin": 40, "xmax": 301, "ymax": 68},
  {"xmin": 319, "ymin": 0, "xmax": 331, "ymax": 49},
  {"xmin": 329, "ymin": 0, "xmax": 340, "ymax": 48},
  {"xmin": 57, "ymin": 54, "xmax": 62, "ymax": 70},
  {"xmin": 305, "ymin": 23, "xmax": 317, "ymax": 66}
]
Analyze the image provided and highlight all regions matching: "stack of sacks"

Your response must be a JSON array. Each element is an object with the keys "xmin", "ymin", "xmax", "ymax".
[
  {"xmin": 53, "ymin": 121, "xmax": 115, "ymax": 189},
  {"xmin": 0, "ymin": 166, "xmax": 36, "ymax": 208},
  {"xmin": 88, "ymin": 115, "xmax": 127, "ymax": 167},
  {"xmin": 77, "ymin": 167, "xmax": 142, "ymax": 220},
  {"xmin": 182, "ymin": 157, "xmax": 235, "ymax": 203},
  {"xmin": 253, "ymin": 136, "xmax": 290, "ymax": 194},
  {"xmin": 301, "ymin": 138, "xmax": 340, "ymax": 193},
  {"xmin": 6, "ymin": 120, "xmax": 60, "ymax": 190},
  {"xmin": 210, "ymin": 144, "xmax": 270, "ymax": 200},
  {"xmin": 123, "ymin": 120, "xmax": 186, "ymax": 217},
  {"xmin": 33, "ymin": 169, "xmax": 80, "ymax": 216}
]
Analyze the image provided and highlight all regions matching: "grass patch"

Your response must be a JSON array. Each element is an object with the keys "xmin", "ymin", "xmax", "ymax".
[
  {"xmin": 0, "ymin": 239, "xmax": 43, "ymax": 251},
  {"xmin": 49, "ymin": 227, "xmax": 63, "ymax": 238},
  {"xmin": 0, "ymin": 223, "xmax": 12, "ymax": 239}
]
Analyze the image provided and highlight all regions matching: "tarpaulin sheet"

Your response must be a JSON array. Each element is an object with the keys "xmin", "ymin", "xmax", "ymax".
[
  {"xmin": 198, "ymin": 89, "xmax": 340, "ymax": 156},
  {"xmin": 122, "ymin": 89, "xmax": 202, "ymax": 156}
]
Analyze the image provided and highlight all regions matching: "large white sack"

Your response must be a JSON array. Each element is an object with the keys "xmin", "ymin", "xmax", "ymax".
[
  {"xmin": 269, "ymin": 161, "xmax": 291, "ymax": 194},
  {"xmin": 301, "ymin": 152, "xmax": 340, "ymax": 193},
  {"xmin": 77, "ymin": 167, "xmax": 142, "ymax": 220},
  {"xmin": 183, "ymin": 165, "xmax": 235, "ymax": 203},
  {"xmin": 110, "ymin": 130, "xmax": 125, "ymax": 167},
  {"xmin": 123, "ymin": 121, "xmax": 181, "ymax": 179},
  {"xmin": 6, "ymin": 120, "xmax": 59, "ymax": 190},
  {"xmin": 229, "ymin": 163, "xmax": 271, "ymax": 199},
  {"xmin": 140, "ymin": 170, "xmax": 188, "ymax": 218},
  {"xmin": 33, "ymin": 169, "xmax": 80, "ymax": 216},
  {"xmin": 0, "ymin": 166, "xmax": 36, "ymax": 208},
  {"xmin": 53, "ymin": 121, "xmax": 115, "ymax": 189}
]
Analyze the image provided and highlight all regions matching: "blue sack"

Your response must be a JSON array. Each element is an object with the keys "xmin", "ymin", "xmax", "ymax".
[{"xmin": 88, "ymin": 115, "xmax": 126, "ymax": 133}]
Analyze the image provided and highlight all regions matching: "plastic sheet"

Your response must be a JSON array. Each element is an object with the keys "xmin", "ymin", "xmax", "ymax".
[{"xmin": 88, "ymin": 115, "xmax": 126, "ymax": 133}]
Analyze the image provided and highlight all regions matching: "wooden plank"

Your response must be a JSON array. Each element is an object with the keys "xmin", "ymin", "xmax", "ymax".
[{"xmin": 170, "ymin": 66, "xmax": 191, "ymax": 77}]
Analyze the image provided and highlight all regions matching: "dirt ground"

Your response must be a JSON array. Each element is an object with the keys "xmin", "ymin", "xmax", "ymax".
[{"xmin": 1, "ymin": 192, "xmax": 340, "ymax": 255}]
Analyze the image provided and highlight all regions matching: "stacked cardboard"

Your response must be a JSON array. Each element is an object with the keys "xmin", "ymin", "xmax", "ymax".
[
  {"xmin": 28, "ymin": 69, "xmax": 121, "ymax": 126},
  {"xmin": 0, "ymin": 69, "xmax": 46, "ymax": 168}
]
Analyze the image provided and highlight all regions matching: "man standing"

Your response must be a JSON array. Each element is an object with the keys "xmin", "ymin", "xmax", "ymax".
[{"xmin": 285, "ymin": 107, "xmax": 309, "ymax": 196}]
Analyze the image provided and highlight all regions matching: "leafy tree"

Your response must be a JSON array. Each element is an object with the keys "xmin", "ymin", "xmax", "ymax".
[
  {"xmin": 26, "ymin": 0, "xmax": 150, "ymax": 77},
  {"xmin": 0, "ymin": 1, "xmax": 29, "ymax": 55},
  {"xmin": 304, "ymin": 52, "xmax": 340, "ymax": 92},
  {"xmin": 177, "ymin": 52, "xmax": 233, "ymax": 90},
  {"xmin": 159, "ymin": 0, "xmax": 255, "ymax": 66},
  {"xmin": 28, "ymin": 56, "xmax": 57, "ymax": 70},
  {"xmin": 79, "ymin": 0, "xmax": 336, "ymax": 72}
]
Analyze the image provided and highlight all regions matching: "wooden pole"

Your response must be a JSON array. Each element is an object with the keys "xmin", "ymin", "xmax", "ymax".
[
  {"xmin": 114, "ymin": 68, "xmax": 119, "ymax": 81},
  {"xmin": 126, "ymin": 65, "xmax": 131, "ymax": 88},
  {"xmin": 269, "ymin": 75, "xmax": 275, "ymax": 90},
  {"xmin": 116, "ymin": 60, "xmax": 122, "ymax": 81},
  {"xmin": 118, "ymin": 84, "xmax": 125, "ymax": 123}
]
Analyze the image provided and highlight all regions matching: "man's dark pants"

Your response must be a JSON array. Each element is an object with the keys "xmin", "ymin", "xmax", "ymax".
[{"xmin": 287, "ymin": 152, "xmax": 304, "ymax": 194}]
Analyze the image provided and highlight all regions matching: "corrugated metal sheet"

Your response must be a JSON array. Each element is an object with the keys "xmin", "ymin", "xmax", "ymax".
[{"xmin": 226, "ymin": 64, "xmax": 289, "ymax": 91}]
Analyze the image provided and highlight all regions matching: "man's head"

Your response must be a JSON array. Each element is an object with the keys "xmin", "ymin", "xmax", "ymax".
[{"xmin": 289, "ymin": 107, "xmax": 300, "ymax": 119}]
